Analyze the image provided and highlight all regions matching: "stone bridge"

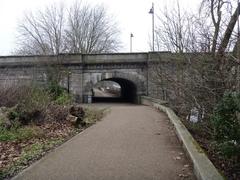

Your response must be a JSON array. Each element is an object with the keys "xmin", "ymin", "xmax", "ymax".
[
  {"xmin": 0, "ymin": 52, "xmax": 175, "ymax": 103},
  {"xmin": 0, "ymin": 53, "xmax": 157, "ymax": 102}
]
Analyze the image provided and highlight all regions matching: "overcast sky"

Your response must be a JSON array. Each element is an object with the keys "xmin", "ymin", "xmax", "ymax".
[{"xmin": 0, "ymin": 0, "xmax": 200, "ymax": 55}]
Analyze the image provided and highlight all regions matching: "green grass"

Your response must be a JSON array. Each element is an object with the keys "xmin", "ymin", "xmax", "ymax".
[
  {"xmin": 0, "ymin": 138, "xmax": 64, "ymax": 179},
  {"xmin": 19, "ymin": 139, "xmax": 64, "ymax": 163},
  {"xmin": 0, "ymin": 126, "xmax": 44, "ymax": 142},
  {"xmin": 54, "ymin": 92, "xmax": 73, "ymax": 105},
  {"xmin": 0, "ymin": 107, "xmax": 107, "ymax": 179}
]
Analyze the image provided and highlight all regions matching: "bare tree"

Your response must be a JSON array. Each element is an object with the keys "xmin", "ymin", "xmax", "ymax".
[
  {"xmin": 218, "ymin": 2, "xmax": 240, "ymax": 57},
  {"xmin": 16, "ymin": 4, "xmax": 66, "ymax": 55},
  {"xmin": 65, "ymin": 2, "xmax": 120, "ymax": 54},
  {"xmin": 194, "ymin": 18, "xmax": 212, "ymax": 52},
  {"xmin": 155, "ymin": 3, "xmax": 185, "ymax": 52},
  {"xmin": 155, "ymin": 2, "xmax": 202, "ymax": 53},
  {"xmin": 152, "ymin": 0, "xmax": 240, "ymax": 117},
  {"xmin": 15, "ymin": 2, "xmax": 121, "ymax": 55},
  {"xmin": 199, "ymin": 0, "xmax": 240, "ymax": 57},
  {"xmin": 200, "ymin": 0, "xmax": 225, "ymax": 54},
  {"xmin": 155, "ymin": 0, "xmax": 239, "ymax": 54}
]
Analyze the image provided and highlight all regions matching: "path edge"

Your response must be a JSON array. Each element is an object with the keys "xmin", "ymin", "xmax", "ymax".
[{"xmin": 141, "ymin": 96, "xmax": 225, "ymax": 180}]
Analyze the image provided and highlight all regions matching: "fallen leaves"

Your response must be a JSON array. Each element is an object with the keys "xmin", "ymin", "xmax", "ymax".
[
  {"xmin": 0, "ymin": 121, "xmax": 77, "ymax": 177},
  {"xmin": 0, "ymin": 107, "xmax": 104, "ymax": 179}
]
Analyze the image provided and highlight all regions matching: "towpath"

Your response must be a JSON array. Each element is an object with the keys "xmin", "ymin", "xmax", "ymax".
[{"xmin": 13, "ymin": 104, "xmax": 195, "ymax": 180}]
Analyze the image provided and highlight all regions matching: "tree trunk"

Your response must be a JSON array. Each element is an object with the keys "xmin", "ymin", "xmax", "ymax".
[
  {"xmin": 211, "ymin": 0, "xmax": 222, "ymax": 55},
  {"xmin": 218, "ymin": 3, "xmax": 240, "ymax": 57},
  {"xmin": 233, "ymin": 37, "xmax": 240, "ymax": 58}
]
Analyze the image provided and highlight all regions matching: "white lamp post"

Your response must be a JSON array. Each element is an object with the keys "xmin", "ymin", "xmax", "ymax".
[
  {"xmin": 149, "ymin": 2, "xmax": 155, "ymax": 52},
  {"xmin": 130, "ymin": 33, "xmax": 134, "ymax": 52}
]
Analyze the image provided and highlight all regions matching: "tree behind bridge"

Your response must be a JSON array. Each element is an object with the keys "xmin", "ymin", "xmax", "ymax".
[{"xmin": 15, "ymin": 2, "xmax": 121, "ymax": 55}]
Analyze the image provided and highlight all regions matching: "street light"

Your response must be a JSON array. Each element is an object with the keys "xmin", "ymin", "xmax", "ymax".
[
  {"xmin": 149, "ymin": 2, "xmax": 155, "ymax": 52},
  {"xmin": 130, "ymin": 33, "xmax": 134, "ymax": 52},
  {"xmin": 237, "ymin": 0, "xmax": 240, "ymax": 91}
]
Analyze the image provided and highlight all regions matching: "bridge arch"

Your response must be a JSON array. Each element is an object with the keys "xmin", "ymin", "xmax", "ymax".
[
  {"xmin": 92, "ymin": 78, "xmax": 137, "ymax": 103},
  {"xmin": 83, "ymin": 71, "xmax": 147, "ymax": 103}
]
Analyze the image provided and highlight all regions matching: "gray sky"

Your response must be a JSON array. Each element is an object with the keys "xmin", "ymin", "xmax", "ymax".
[{"xmin": 0, "ymin": 0, "xmax": 200, "ymax": 55}]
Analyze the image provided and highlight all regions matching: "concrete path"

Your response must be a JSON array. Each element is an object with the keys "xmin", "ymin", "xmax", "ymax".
[
  {"xmin": 13, "ymin": 105, "xmax": 195, "ymax": 180},
  {"xmin": 93, "ymin": 88, "xmax": 119, "ymax": 97}
]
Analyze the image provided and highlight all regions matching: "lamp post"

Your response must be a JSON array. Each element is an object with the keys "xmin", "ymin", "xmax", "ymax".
[
  {"xmin": 149, "ymin": 2, "xmax": 155, "ymax": 51},
  {"xmin": 130, "ymin": 33, "xmax": 134, "ymax": 52},
  {"xmin": 67, "ymin": 71, "xmax": 71, "ymax": 94},
  {"xmin": 237, "ymin": 0, "xmax": 240, "ymax": 91}
]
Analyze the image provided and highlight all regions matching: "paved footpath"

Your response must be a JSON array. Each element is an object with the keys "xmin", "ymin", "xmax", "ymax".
[{"xmin": 13, "ymin": 105, "xmax": 195, "ymax": 180}]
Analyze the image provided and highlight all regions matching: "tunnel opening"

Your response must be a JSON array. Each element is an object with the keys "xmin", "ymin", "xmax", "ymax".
[{"xmin": 92, "ymin": 78, "xmax": 137, "ymax": 103}]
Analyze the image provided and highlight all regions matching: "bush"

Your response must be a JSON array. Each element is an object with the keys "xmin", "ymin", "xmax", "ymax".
[
  {"xmin": 47, "ymin": 82, "xmax": 65, "ymax": 100},
  {"xmin": 55, "ymin": 92, "xmax": 73, "ymax": 105},
  {"xmin": 0, "ymin": 81, "xmax": 73, "ymax": 126},
  {"xmin": 8, "ymin": 86, "xmax": 51, "ymax": 125},
  {"xmin": 0, "ymin": 84, "xmax": 31, "ymax": 107},
  {"xmin": 211, "ymin": 92, "xmax": 240, "ymax": 157},
  {"xmin": 46, "ymin": 81, "xmax": 72, "ymax": 105}
]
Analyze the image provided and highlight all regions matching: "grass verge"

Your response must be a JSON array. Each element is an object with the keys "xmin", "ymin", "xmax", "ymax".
[
  {"xmin": 0, "ymin": 107, "xmax": 106, "ymax": 180},
  {"xmin": 0, "ymin": 126, "xmax": 44, "ymax": 142},
  {"xmin": 0, "ymin": 138, "xmax": 64, "ymax": 179}
]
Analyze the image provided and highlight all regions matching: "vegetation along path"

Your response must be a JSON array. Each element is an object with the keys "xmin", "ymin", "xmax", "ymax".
[{"xmin": 13, "ymin": 104, "xmax": 195, "ymax": 180}]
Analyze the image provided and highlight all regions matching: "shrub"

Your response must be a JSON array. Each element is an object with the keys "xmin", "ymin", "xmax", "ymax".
[
  {"xmin": 0, "ymin": 84, "xmax": 31, "ymax": 107},
  {"xmin": 0, "ymin": 81, "xmax": 74, "ymax": 126},
  {"xmin": 55, "ymin": 92, "xmax": 73, "ymax": 105},
  {"xmin": 211, "ymin": 92, "xmax": 240, "ymax": 157},
  {"xmin": 47, "ymin": 82, "xmax": 65, "ymax": 100},
  {"xmin": 8, "ymin": 86, "xmax": 51, "ymax": 125},
  {"xmin": 46, "ymin": 81, "xmax": 73, "ymax": 105}
]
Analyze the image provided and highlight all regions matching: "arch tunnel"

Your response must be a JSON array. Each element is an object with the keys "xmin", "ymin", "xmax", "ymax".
[{"xmin": 92, "ymin": 78, "xmax": 137, "ymax": 103}]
